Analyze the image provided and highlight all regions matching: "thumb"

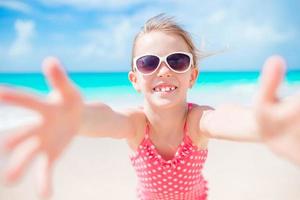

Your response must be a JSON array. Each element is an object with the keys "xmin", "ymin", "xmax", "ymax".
[{"xmin": 257, "ymin": 55, "xmax": 286, "ymax": 104}]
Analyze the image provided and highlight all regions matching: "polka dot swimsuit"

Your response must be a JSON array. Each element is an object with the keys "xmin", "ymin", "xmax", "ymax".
[{"xmin": 130, "ymin": 103, "xmax": 208, "ymax": 200}]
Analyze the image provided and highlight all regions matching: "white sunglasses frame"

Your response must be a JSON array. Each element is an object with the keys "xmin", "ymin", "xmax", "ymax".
[{"xmin": 133, "ymin": 51, "xmax": 193, "ymax": 75}]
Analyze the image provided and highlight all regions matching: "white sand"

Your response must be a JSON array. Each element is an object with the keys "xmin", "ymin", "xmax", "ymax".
[
  {"xmin": 1, "ymin": 137, "xmax": 299, "ymax": 200},
  {"xmin": 1, "ymin": 84, "xmax": 300, "ymax": 200}
]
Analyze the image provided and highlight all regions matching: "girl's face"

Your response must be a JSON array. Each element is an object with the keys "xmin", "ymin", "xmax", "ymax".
[{"xmin": 129, "ymin": 31, "xmax": 198, "ymax": 109}]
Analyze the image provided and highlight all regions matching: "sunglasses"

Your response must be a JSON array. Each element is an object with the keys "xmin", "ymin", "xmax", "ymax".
[{"xmin": 133, "ymin": 52, "xmax": 193, "ymax": 75}]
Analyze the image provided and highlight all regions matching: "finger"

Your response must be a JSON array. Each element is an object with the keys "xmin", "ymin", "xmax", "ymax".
[
  {"xmin": 4, "ymin": 137, "xmax": 40, "ymax": 184},
  {"xmin": 36, "ymin": 155, "xmax": 53, "ymax": 198},
  {"xmin": 0, "ymin": 86, "xmax": 47, "ymax": 113},
  {"xmin": 2, "ymin": 124, "xmax": 42, "ymax": 153},
  {"xmin": 258, "ymin": 55, "xmax": 286, "ymax": 104},
  {"xmin": 42, "ymin": 57, "xmax": 78, "ymax": 99}
]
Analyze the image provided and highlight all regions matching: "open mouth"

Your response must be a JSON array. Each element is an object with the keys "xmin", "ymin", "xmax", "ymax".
[{"xmin": 152, "ymin": 85, "xmax": 178, "ymax": 93}]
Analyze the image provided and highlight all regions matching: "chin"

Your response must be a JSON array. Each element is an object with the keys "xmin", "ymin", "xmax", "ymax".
[{"xmin": 147, "ymin": 96, "xmax": 184, "ymax": 109}]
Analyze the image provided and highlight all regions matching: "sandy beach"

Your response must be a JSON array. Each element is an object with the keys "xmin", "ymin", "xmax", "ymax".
[
  {"xmin": 0, "ymin": 84, "xmax": 300, "ymax": 200},
  {"xmin": 1, "ymin": 136, "xmax": 299, "ymax": 200}
]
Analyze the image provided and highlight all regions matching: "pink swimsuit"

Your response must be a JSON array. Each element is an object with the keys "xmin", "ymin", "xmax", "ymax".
[{"xmin": 130, "ymin": 103, "xmax": 208, "ymax": 200}]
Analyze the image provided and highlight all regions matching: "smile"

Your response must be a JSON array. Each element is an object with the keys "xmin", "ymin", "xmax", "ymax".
[{"xmin": 153, "ymin": 86, "xmax": 178, "ymax": 92}]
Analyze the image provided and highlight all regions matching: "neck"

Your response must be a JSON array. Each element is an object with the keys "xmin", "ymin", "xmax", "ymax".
[{"xmin": 143, "ymin": 101, "xmax": 188, "ymax": 139}]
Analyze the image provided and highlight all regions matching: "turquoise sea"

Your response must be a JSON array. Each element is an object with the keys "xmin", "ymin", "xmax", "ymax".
[
  {"xmin": 0, "ymin": 71, "xmax": 299, "ymax": 106},
  {"xmin": 0, "ymin": 71, "xmax": 299, "ymax": 89}
]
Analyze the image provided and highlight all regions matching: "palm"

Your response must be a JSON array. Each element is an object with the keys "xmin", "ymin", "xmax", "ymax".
[
  {"xmin": 255, "ymin": 56, "xmax": 300, "ymax": 166},
  {"xmin": 0, "ymin": 57, "xmax": 83, "ymax": 197}
]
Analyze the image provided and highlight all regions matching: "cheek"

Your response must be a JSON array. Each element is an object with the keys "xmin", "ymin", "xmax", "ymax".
[
  {"xmin": 180, "ymin": 74, "xmax": 193, "ymax": 88},
  {"xmin": 138, "ymin": 76, "xmax": 152, "ymax": 92}
]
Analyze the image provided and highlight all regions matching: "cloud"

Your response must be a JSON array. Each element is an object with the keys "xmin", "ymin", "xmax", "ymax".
[
  {"xmin": 77, "ymin": 8, "xmax": 163, "ymax": 68},
  {"xmin": 78, "ymin": 17, "xmax": 137, "ymax": 66},
  {"xmin": 241, "ymin": 23, "xmax": 295, "ymax": 44},
  {"xmin": 206, "ymin": 9, "xmax": 227, "ymax": 24},
  {"xmin": 0, "ymin": 0, "xmax": 32, "ymax": 14},
  {"xmin": 170, "ymin": 1, "xmax": 295, "ymax": 51},
  {"xmin": 9, "ymin": 19, "xmax": 35, "ymax": 57}
]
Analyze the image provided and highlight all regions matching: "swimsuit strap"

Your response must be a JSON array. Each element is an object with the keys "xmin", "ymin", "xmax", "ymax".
[
  {"xmin": 145, "ymin": 118, "xmax": 150, "ymax": 139},
  {"xmin": 183, "ymin": 103, "xmax": 193, "ymax": 134}
]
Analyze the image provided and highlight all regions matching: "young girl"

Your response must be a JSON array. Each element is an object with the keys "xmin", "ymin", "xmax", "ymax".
[{"xmin": 0, "ymin": 14, "xmax": 300, "ymax": 200}]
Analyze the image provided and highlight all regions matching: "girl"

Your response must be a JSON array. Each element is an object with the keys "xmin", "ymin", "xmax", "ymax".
[{"xmin": 0, "ymin": 14, "xmax": 300, "ymax": 200}]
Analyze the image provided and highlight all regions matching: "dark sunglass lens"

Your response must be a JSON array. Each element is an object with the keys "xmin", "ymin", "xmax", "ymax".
[
  {"xmin": 167, "ymin": 53, "xmax": 191, "ymax": 71},
  {"xmin": 136, "ymin": 55, "xmax": 160, "ymax": 74}
]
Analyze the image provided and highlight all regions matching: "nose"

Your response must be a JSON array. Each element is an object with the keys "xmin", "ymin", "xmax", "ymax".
[{"xmin": 156, "ymin": 61, "xmax": 172, "ymax": 77}]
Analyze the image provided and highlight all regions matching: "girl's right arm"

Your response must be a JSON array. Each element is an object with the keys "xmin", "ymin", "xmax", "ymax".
[
  {"xmin": 0, "ymin": 57, "xmax": 136, "ymax": 198},
  {"xmin": 79, "ymin": 102, "xmax": 137, "ymax": 139}
]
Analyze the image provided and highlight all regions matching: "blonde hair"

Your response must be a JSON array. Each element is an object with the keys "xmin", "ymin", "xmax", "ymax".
[{"xmin": 131, "ymin": 14, "xmax": 200, "ymax": 71}]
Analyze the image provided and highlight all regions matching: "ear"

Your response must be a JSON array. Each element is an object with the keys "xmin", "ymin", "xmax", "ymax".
[
  {"xmin": 189, "ymin": 67, "xmax": 199, "ymax": 88},
  {"xmin": 128, "ymin": 70, "xmax": 141, "ymax": 92}
]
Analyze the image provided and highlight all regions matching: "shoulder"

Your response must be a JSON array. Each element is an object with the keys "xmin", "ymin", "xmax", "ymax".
[
  {"xmin": 118, "ymin": 106, "xmax": 148, "ymax": 150},
  {"xmin": 118, "ymin": 106, "xmax": 146, "ymax": 134},
  {"xmin": 188, "ymin": 103, "xmax": 215, "ymax": 120},
  {"xmin": 186, "ymin": 103, "xmax": 215, "ymax": 148}
]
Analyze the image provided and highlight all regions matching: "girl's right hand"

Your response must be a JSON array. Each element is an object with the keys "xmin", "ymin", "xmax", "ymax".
[
  {"xmin": 255, "ymin": 56, "xmax": 300, "ymax": 166},
  {"xmin": 0, "ymin": 57, "xmax": 83, "ymax": 198}
]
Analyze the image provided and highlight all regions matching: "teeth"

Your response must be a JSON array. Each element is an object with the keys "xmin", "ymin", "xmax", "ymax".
[{"xmin": 153, "ymin": 86, "xmax": 177, "ymax": 92}]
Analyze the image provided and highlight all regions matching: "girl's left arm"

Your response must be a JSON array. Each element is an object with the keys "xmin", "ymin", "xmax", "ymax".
[
  {"xmin": 200, "ymin": 104, "xmax": 260, "ymax": 142},
  {"xmin": 199, "ymin": 55, "xmax": 300, "ymax": 165}
]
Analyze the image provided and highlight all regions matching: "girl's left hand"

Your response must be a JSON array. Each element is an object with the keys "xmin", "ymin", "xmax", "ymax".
[{"xmin": 255, "ymin": 55, "xmax": 300, "ymax": 166}]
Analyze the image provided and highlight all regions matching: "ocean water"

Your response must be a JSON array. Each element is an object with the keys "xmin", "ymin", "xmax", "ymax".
[
  {"xmin": 0, "ymin": 71, "xmax": 299, "ymax": 89},
  {"xmin": 0, "ymin": 71, "xmax": 299, "ymax": 107}
]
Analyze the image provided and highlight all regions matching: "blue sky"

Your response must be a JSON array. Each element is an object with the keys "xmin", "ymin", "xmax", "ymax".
[{"xmin": 0, "ymin": 0, "xmax": 300, "ymax": 72}]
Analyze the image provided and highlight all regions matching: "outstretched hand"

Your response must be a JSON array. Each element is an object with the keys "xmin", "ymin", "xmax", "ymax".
[
  {"xmin": 255, "ymin": 55, "xmax": 300, "ymax": 166},
  {"xmin": 0, "ymin": 57, "xmax": 83, "ymax": 197}
]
